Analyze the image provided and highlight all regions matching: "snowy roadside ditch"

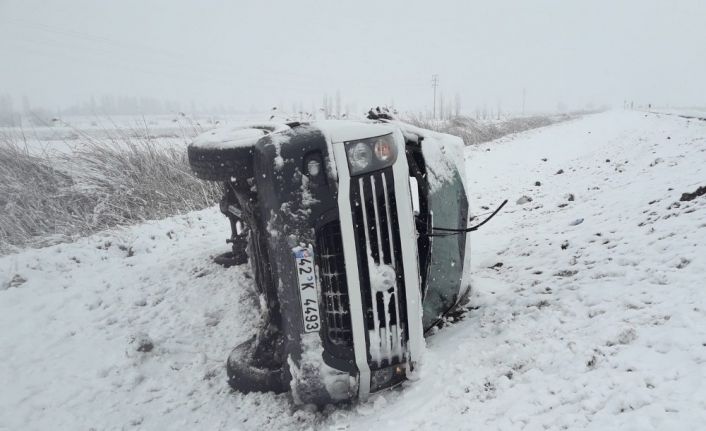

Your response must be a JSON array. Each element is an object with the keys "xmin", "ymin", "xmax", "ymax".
[{"xmin": 1, "ymin": 110, "xmax": 705, "ymax": 430}]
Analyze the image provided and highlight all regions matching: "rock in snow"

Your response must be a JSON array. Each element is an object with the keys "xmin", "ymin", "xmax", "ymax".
[
  {"xmin": 5, "ymin": 274, "xmax": 27, "ymax": 289},
  {"xmin": 516, "ymin": 195, "xmax": 533, "ymax": 205},
  {"xmin": 130, "ymin": 332, "xmax": 154, "ymax": 353},
  {"xmin": 680, "ymin": 185, "xmax": 706, "ymax": 202}
]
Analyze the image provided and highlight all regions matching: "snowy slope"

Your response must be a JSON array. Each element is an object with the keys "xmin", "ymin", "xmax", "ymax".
[{"xmin": 1, "ymin": 111, "xmax": 705, "ymax": 430}]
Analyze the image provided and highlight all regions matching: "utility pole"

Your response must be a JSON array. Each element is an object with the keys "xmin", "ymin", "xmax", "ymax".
[{"xmin": 431, "ymin": 74, "xmax": 439, "ymax": 119}]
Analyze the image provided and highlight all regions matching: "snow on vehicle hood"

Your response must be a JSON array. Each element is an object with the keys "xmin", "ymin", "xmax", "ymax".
[
  {"xmin": 306, "ymin": 120, "xmax": 394, "ymax": 181},
  {"xmin": 388, "ymin": 120, "xmax": 467, "ymax": 194},
  {"xmin": 315, "ymin": 120, "xmax": 395, "ymax": 144},
  {"xmin": 314, "ymin": 119, "xmax": 465, "ymax": 191}
]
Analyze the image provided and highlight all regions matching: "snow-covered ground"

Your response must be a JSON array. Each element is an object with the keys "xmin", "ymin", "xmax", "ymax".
[
  {"xmin": 651, "ymin": 109, "xmax": 706, "ymax": 120},
  {"xmin": 1, "ymin": 110, "xmax": 705, "ymax": 430},
  {"xmin": 0, "ymin": 113, "xmax": 269, "ymax": 155}
]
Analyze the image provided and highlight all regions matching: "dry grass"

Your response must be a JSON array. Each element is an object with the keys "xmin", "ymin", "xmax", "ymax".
[
  {"xmin": 0, "ymin": 113, "xmax": 580, "ymax": 254},
  {"xmin": 407, "ymin": 114, "xmax": 571, "ymax": 145},
  {"xmin": 0, "ymin": 129, "xmax": 221, "ymax": 254}
]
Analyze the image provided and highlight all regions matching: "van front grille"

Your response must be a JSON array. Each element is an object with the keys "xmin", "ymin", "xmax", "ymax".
[
  {"xmin": 350, "ymin": 168, "xmax": 408, "ymax": 369},
  {"xmin": 315, "ymin": 221, "xmax": 353, "ymax": 347}
]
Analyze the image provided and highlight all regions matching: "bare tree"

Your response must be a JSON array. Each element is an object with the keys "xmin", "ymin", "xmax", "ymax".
[
  {"xmin": 322, "ymin": 94, "xmax": 328, "ymax": 119},
  {"xmin": 431, "ymin": 74, "xmax": 439, "ymax": 119},
  {"xmin": 335, "ymin": 90, "xmax": 341, "ymax": 119}
]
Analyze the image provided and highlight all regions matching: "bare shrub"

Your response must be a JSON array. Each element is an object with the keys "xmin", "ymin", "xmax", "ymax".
[{"xmin": 0, "ymin": 130, "xmax": 220, "ymax": 254}]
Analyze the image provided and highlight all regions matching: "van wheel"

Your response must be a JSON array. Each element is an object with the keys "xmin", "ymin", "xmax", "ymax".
[
  {"xmin": 226, "ymin": 333, "xmax": 287, "ymax": 394},
  {"xmin": 187, "ymin": 124, "xmax": 286, "ymax": 181},
  {"xmin": 188, "ymin": 141, "xmax": 258, "ymax": 181}
]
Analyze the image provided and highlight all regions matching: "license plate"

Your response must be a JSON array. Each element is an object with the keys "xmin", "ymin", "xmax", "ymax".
[{"xmin": 293, "ymin": 245, "xmax": 321, "ymax": 333}]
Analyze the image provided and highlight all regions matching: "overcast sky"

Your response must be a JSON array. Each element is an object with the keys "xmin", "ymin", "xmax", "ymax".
[{"xmin": 1, "ymin": 0, "xmax": 705, "ymax": 114}]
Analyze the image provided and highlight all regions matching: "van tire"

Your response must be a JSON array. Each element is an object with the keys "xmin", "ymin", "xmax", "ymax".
[
  {"xmin": 188, "ymin": 124, "xmax": 288, "ymax": 182},
  {"xmin": 226, "ymin": 334, "xmax": 287, "ymax": 394},
  {"xmin": 187, "ymin": 145, "xmax": 256, "ymax": 182}
]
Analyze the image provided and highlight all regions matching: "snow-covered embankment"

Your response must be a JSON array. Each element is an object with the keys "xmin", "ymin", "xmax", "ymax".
[{"xmin": 1, "ymin": 110, "xmax": 705, "ymax": 430}]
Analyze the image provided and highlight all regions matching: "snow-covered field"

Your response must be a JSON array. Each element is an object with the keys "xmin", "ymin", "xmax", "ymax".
[
  {"xmin": 651, "ymin": 109, "xmax": 706, "ymax": 120},
  {"xmin": 1, "ymin": 110, "xmax": 705, "ymax": 430},
  {"xmin": 0, "ymin": 113, "xmax": 267, "ymax": 155}
]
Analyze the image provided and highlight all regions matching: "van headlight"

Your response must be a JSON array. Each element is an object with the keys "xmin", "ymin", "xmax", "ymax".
[
  {"xmin": 347, "ymin": 142, "xmax": 373, "ymax": 172},
  {"xmin": 344, "ymin": 133, "xmax": 397, "ymax": 176}
]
